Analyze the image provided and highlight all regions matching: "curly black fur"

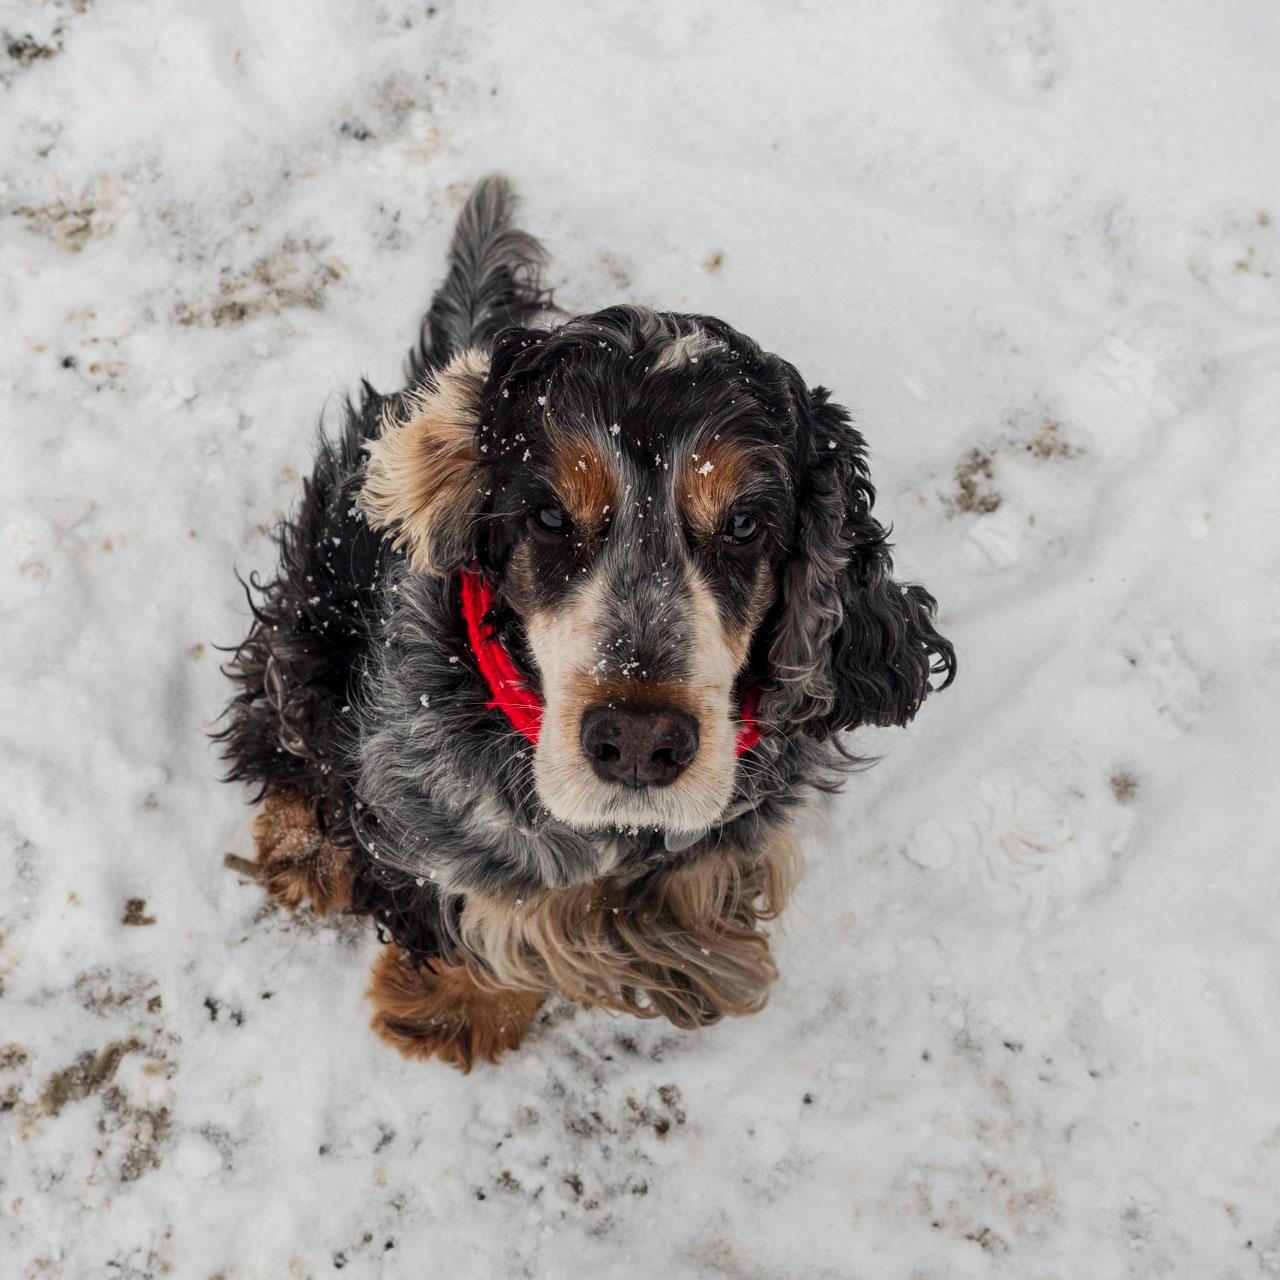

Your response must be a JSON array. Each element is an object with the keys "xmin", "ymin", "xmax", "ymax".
[
  {"xmin": 217, "ymin": 175, "xmax": 955, "ymax": 970},
  {"xmin": 761, "ymin": 384, "xmax": 956, "ymax": 737}
]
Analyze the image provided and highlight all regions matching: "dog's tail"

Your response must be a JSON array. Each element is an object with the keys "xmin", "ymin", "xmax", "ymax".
[{"xmin": 409, "ymin": 174, "xmax": 549, "ymax": 381}]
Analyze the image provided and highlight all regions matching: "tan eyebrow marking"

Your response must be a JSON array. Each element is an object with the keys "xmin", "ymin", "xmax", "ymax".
[
  {"xmin": 359, "ymin": 347, "xmax": 488, "ymax": 574},
  {"xmin": 547, "ymin": 432, "xmax": 618, "ymax": 536},
  {"xmin": 676, "ymin": 436, "xmax": 768, "ymax": 539}
]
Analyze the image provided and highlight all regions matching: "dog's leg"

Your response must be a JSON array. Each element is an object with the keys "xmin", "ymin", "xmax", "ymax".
[
  {"xmin": 251, "ymin": 790, "xmax": 352, "ymax": 917},
  {"xmin": 367, "ymin": 948, "xmax": 544, "ymax": 1072}
]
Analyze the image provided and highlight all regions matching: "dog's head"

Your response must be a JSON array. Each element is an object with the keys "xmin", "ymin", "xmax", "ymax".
[{"xmin": 361, "ymin": 306, "xmax": 954, "ymax": 836}]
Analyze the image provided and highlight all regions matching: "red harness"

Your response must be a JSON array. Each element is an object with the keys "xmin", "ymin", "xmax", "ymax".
[{"xmin": 459, "ymin": 569, "xmax": 761, "ymax": 755}]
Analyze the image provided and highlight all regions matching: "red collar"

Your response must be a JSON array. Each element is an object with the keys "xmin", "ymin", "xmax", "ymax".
[{"xmin": 460, "ymin": 569, "xmax": 761, "ymax": 755}]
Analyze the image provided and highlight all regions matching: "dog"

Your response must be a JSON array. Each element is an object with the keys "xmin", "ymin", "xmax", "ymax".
[{"xmin": 219, "ymin": 175, "xmax": 955, "ymax": 1071}]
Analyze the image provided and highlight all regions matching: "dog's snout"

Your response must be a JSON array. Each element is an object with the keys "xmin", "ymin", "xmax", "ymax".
[{"xmin": 579, "ymin": 706, "xmax": 699, "ymax": 788}]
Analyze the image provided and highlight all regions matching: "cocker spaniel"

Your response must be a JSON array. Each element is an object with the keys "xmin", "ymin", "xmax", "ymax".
[{"xmin": 219, "ymin": 175, "xmax": 955, "ymax": 1071}]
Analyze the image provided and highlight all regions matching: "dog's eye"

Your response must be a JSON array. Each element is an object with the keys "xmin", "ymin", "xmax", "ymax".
[
  {"xmin": 535, "ymin": 504, "xmax": 570, "ymax": 534},
  {"xmin": 721, "ymin": 512, "xmax": 760, "ymax": 545}
]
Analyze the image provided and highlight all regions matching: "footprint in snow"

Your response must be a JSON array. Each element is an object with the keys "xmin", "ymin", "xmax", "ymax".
[
  {"xmin": 1070, "ymin": 307, "xmax": 1216, "ymax": 439},
  {"xmin": 904, "ymin": 751, "xmax": 1123, "ymax": 925},
  {"xmin": 946, "ymin": 0, "xmax": 1065, "ymax": 100},
  {"xmin": 971, "ymin": 770, "xmax": 1072, "ymax": 924},
  {"xmin": 1091, "ymin": 622, "xmax": 1204, "ymax": 734},
  {"xmin": 966, "ymin": 507, "xmax": 1024, "ymax": 568}
]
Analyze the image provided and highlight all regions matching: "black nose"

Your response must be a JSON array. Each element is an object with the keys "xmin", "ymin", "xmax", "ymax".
[{"xmin": 579, "ymin": 706, "xmax": 700, "ymax": 788}]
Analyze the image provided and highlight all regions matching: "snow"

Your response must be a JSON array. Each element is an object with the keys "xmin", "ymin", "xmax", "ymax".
[{"xmin": 3, "ymin": 0, "xmax": 1280, "ymax": 1276}]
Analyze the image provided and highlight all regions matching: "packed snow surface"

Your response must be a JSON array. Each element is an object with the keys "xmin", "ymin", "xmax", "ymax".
[{"xmin": 3, "ymin": 1, "xmax": 1280, "ymax": 1276}]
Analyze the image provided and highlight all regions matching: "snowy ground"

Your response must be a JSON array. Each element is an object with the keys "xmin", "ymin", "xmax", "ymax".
[{"xmin": 3, "ymin": 1, "xmax": 1280, "ymax": 1276}]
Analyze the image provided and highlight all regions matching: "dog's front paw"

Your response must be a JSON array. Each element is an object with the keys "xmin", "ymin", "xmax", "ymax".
[
  {"xmin": 367, "ymin": 948, "xmax": 543, "ymax": 1072},
  {"xmin": 251, "ymin": 790, "xmax": 352, "ymax": 917}
]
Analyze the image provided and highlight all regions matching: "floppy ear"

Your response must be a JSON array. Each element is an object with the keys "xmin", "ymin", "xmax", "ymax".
[
  {"xmin": 763, "ymin": 387, "xmax": 955, "ymax": 738},
  {"xmin": 358, "ymin": 348, "xmax": 489, "ymax": 574}
]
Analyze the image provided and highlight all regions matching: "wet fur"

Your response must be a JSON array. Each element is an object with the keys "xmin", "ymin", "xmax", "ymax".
[
  {"xmin": 217, "ymin": 175, "xmax": 955, "ymax": 1064},
  {"xmin": 252, "ymin": 790, "xmax": 352, "ymax": 917},
  {"xmin": 457, "ymin": 827, "xmax": 801, "ymax": 1028},
  {"xmin": 368, "ymin": 948, "xmax": 545, "ymax": 1073}
]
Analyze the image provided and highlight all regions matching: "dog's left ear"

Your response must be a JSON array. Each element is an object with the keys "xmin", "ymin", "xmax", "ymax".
[
  {"xmin": 359, "ymin": 348, "xmax": 489, "ymax": 574},
  {"xmin": 762, "ymin": 382, "xmax": 955, "ymax": 738}
]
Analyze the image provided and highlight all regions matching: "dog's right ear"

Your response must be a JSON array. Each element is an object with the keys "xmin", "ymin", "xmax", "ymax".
[{"xmin": 359, "ymin": 348, "xmax": 489, "ymax": 575}]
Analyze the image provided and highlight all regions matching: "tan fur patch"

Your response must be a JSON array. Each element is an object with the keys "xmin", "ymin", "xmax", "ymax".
[
  {"xmin": 677, "ymin": 436, "xmax": 768, "ymax": 540},
  {"xmin": 718, "ymin": 561, "xmax": 777, "ymax": 673},
  {"xmin": 548, "ymin": 432, "xmax": 617, "ymax": 537},
  {"xmin": 252, "ymin": 790, "xmax": 351, "ymax": 917},
  {"xmin": 358, "ymin": 348, "xmax": 489, "ymax": 574},
  {"xmin": 459, "ymin": 826, "xmax": 801, "ymax": 1028},
  {"xmin": 564, "ymin": 669, "xmax": 698, "ymax": 718},
  {"xmin": 367, "ymin": 949, "xmax": 544, "ymax": 1073},
  {"xmin": 685, "ymin": 561, "xmax": 756, "ymax": 677},
  {"xmin": 502, "ymin": 541, "xmax": 536, "ymax": 613}
]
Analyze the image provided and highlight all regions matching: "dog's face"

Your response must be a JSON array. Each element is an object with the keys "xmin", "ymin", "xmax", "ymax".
[
  {"xmin": 361, "ymin": 307, "xmax": 954, "ymax": 837},
  {"xmin": 478, "ymin": 320, "xmax": 789, "ymax": 835}
]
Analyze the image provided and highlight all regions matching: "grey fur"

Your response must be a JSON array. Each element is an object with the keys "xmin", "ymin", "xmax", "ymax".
[{"xmin": 352, "ymin": 567, "xmax": 615, "ymax": 896}]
